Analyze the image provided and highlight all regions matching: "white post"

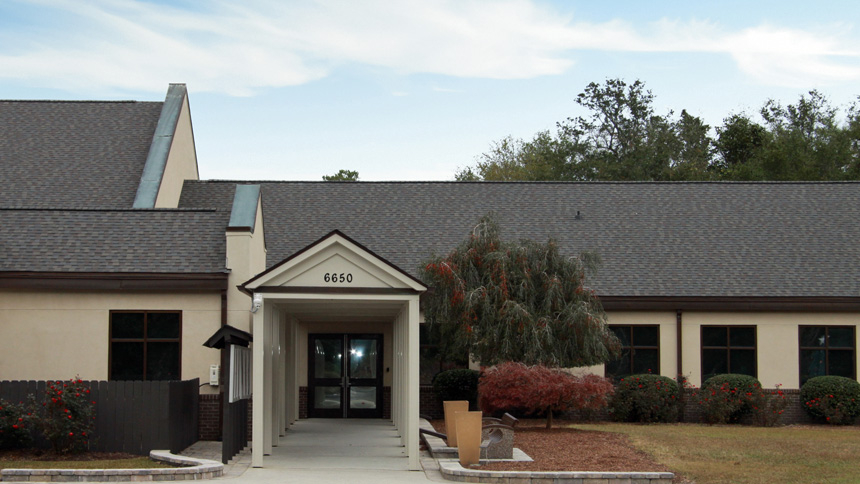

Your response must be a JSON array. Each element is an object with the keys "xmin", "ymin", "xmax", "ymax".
[
  {"xmin": 406, "ymin": 296, "xmax": 420, "ymax": 470},
  {"xmin": 264, "ymin": 303, "xmax": 274, "ymax": 455},
  {"xmin": 290, "ymin": 317, "xmax": 300, "ymax": 424},
  {"xmin": 251, "ymin": 299, "xmax": 266, "ymax": 467},
  {"xmin": 278, "ymin": 311, "xmax": 287, "ymax": 435}
]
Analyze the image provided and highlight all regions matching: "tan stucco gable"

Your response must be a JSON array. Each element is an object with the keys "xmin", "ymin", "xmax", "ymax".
[
  {"xmin": 134, "ymin": 83, "xmax": 200, "ymax": 209},
  {"xmin": 241, "ymin": 230, "xmax": 427, "ymax": 294}
]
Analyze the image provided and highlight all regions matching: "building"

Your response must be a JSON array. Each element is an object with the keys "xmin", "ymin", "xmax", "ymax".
[{"xmin": 1, "ymin": 85, "xmax": 858, "ymax": 468}]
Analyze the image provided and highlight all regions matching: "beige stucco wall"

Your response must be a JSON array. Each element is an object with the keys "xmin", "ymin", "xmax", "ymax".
[
  {"xmin": 682, "ymin": 312, "xmax": 860, "ymax": 389},
  {"xmin": 0, "ymin": 290, "xmax": 221, "ymax": 393},
  {"xmin": 578, "ymin": 311, "xmax": 859, "ymax": 390},
  {"xmin": 295, "ymin": 320, "xmax": 393, "ymax": 387},
  {"xmin": 154, "ymin": 95, "xmax": 199, "ymax": 209},
  {"xmin": 226, "ymin": 196, "xmax": 267, "ymax": 333}
]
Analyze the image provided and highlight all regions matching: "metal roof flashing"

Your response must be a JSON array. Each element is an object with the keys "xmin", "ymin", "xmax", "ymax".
[
  {"xmin": 132, "ymin": 84, "xmax": 186, "ymax": 208},
  {"xmin": 227, "ymin": 184, "xmax": 261, "ymax": 232}
]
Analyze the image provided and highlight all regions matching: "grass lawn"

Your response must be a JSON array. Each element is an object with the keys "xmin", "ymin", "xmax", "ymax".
[
  {"xmin": 570, "ymin": 422, "xmax": 860, "ymax": 484},
  {"xmin": 0, "ymin": 457, "xmax": 171, "ymax": 471}
]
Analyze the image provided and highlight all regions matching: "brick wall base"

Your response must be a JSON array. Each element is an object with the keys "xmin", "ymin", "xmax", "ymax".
[
  {"xmin": 383, "ymin": 386, "xmax": 391, "ymax": 419},
  {"xmin": 299, "ymin": 386, "xmax": 308, "ymax": 419},
  {"xmin": 198, "ymin": 394, "xmax": 221, "ymax": 441},
  {"xmin": 420, "ymin": 385, "xmax": 443, "ymax": 419},
  {"xmin": 201, "ymin": 386, "xmax": 837, "ymax": 440}
]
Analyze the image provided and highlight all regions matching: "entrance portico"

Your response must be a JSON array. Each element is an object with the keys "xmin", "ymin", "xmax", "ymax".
[{"xmin": 240, "ymin": 231, "xmax": 426, "ymax": 470}]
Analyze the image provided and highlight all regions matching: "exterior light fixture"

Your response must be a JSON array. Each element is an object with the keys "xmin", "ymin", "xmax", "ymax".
[{"xmin": 251, "ymin": 293, "xmax": 263, "ymax": 313}]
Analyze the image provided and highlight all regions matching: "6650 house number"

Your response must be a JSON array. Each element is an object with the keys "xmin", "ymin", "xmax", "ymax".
[{"xmin": 324, "ymin": 272, "xmax": 353, "ymax": 283}]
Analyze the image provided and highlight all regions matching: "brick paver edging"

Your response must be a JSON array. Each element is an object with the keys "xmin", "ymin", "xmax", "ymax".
[
  {"xmin": 438, "ymin": 459, "xmax": 674, "ymax": 484},
  {"xmin": 0, "ymin": 451, "xmax": 223, "ymax": 482}
]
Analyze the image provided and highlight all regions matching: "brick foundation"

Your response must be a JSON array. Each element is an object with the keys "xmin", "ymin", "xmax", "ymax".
[
  {"xmin": 420, "ymin": 385, "xmax": 443, "ymax": 419},
  {"xmin": 198, "ymin": 393, "xmax": 221, "ymax": 441},
  {"xmin": 299, "ymin": 386, "xmax": 308, "ymax": 419},
  {"xmin": 383, "ymin": 386, "xmax": 391, "ymax": 419},
  {"xmin": 203, "ymin": 385, "xmax": 839, "ymax": 440}
]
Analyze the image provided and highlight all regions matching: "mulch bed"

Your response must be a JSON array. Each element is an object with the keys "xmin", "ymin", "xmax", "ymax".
[
  {"xmin": 430, "ymin": 420, "xmax": 673, "ymax": 474},
  {"xmin": 0, "ymin": 449, "xmax": 142, "ymax": 462}
]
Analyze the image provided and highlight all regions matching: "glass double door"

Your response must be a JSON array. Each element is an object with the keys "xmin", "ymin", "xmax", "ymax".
[{"xmin": 308, "ymin": 334, "xmax": 383, "ymax": 418}]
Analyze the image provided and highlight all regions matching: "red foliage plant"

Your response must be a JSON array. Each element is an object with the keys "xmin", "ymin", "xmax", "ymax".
[{"xmin": 479, "ymin": 362, "xmax": 614, "ymax": 428}]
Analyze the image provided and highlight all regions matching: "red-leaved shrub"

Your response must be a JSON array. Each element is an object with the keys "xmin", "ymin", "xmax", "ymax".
[{"xmin": 478, "ymin": 362, "xmax": 613, "ymax": 428}]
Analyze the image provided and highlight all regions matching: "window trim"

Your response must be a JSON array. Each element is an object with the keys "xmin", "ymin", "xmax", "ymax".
[
  {"xmin": 798, "ymin": 325, "xmax": 856, "ymax": 386},
  {"xmin": 700, "ymin": 325, "xmax": 757, "ymax": 381},
  {"xmin": 109, "ymin": 310, "xmax": 182, "ymax": 381},
  {"xmin": 605, "ymin": 324, "xmax": 661, "ymax": 379}
]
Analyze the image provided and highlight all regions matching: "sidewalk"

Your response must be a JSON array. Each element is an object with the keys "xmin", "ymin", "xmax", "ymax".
[{"xmin": 179, "ymin": 419, "xmax": 446, "ymax": 483}]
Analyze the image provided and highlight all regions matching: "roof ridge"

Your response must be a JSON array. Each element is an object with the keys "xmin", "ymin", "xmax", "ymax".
[
  {"xmin": 189, "ymin": 179, "xmax": 860, "ymax": 185},
  {"xmin": 0, "ymin": 207, "xmax": 218, "ymax": 213},
  {"xmin": 0, "ymin": 99, "xmax": 156, "ymax": 104}
]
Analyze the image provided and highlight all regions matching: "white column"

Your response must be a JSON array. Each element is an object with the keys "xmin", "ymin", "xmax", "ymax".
[
  {"xmin": 289, "ymin": 316, "xmax": 300, "ymax": 424},
  {"xmin": 392, "ymin": 307, "xmax": 401, "ymax": 433},
  {"xmin": 406, "ymin": 296, "xmax": 420, "ymax": 470},
  {"xmin": 263, "ymin": 302, "xmax": 273, "ymax": 455},
  {"xmin": 278, "ymin": 311, "xmax": 287, "ymax": 435},
  {"xmin": 251, "ymin": 300, "xmax": 266, "ymax": 468}
]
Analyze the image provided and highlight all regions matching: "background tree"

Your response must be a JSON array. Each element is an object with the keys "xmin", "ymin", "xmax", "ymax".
[
  {"xmin": 455, "ymin": 132, "xmax": 573, "ymax": 181},
  {"xmin": 713, "ymin": 113, "xmax": 768, "ymax": 179},
  {"xmin": 419, "ymin": 213, "xmax": 619, "ymax": 367},
  {"xmin": 459, "ymin": 79, "xmax": 713, "ymax": 182},
  {"xmin": 756, "ymin": 91, "xmax": 856, "ymax": 180},
  {"xmin": 458, "ymin": 80, "xmax": 859, "ymax": 182},
  {"xmin": 322, "ymin": 169, "xmax": 359, "ymax": 181}
]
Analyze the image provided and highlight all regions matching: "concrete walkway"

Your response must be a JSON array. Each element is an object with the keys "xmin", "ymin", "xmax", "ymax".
[{"xmin": 183, "ymin": 419, "xmax": 444, "ymax": 483}]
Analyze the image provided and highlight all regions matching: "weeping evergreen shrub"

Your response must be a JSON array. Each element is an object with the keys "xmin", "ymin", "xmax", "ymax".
[{"xmin": 420, "ymin": 213, "xmax": 620, "ymax": 367}]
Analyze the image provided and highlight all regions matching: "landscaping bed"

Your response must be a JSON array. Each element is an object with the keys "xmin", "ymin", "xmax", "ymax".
[
  {"xmin": 430, "ymin": 419, "xmax": 678, "ymax": 477},
  {"xmin": 0, "ymin": 450, "xmax": 173, "ymax": 470}
]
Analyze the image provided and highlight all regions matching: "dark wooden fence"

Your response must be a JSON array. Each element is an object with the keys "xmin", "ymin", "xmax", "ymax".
[
  {"xmin": 221, "ymin": 397, "xmax": 249, "ymax": 464},
  {"xmin": 0, "ymin": 379, "xmax": 199, "ymax": 455}
]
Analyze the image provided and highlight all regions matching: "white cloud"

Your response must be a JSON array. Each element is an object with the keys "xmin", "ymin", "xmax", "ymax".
[{"xmin": 0, "ymin": 0, "xmax": 857, "ymax": 94}]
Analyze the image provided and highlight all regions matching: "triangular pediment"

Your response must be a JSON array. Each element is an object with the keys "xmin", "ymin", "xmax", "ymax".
[{"xmin": 241, "ymin": 230, "xmax": 426, "ymax": 293}]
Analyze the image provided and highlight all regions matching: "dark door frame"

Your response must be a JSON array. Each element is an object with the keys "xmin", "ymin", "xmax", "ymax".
[{"xmin": 308, "ymin": 333, "xmax": 384, "ymax": 418}]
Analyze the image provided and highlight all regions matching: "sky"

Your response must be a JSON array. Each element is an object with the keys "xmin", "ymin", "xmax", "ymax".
[{"xmin": 1, "ymin": 0, "xmax": 858, "ymax": 181}]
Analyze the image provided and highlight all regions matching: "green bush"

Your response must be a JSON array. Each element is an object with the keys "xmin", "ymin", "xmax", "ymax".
[
  {"xmin": 801, "ymin": 376, "xmax": 860, "ymax": 425},
  {"xmin": 698, "ymin": 374, "xmax": 762, "ymax": 424},
  {"xmin": 433, "ymin": 369, "xmax": 480, "ymax": 410},
  {"xmin": 0, "ymin": 399, "xmax": 33, "ymax": 449},
  {"xmin": 609, "ymin": 374, "xmax": 682, "ymax": 423}
]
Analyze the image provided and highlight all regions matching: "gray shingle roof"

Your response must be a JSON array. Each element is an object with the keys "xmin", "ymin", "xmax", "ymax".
[
  {"xmin": 0, "ymin": 208, "xmax": 228, "ymax": 273},
  {"xmin": 0, "ymin": 100, "xmax": 162, "ymax": 208},
  {"xmin": 180, "ymin": 180, "xmax": 860, "ymax": 298}
]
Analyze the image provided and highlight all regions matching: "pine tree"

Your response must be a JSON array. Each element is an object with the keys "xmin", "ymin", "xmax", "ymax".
[{"xmin": 420, "ymin": 214, "xmax": 619, "ymax": 367}]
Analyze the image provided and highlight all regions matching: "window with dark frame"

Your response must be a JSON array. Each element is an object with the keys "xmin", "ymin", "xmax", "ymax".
[
  {"xmin": 701, "ymin": 325, "xmax": 756, "ymax": 382},
  {"xmin": 605, "ymin": 325, "xmax": 660, "ymax": 380},
  {"xmin": 799, "ymin": 326, "xmax": 856, "ymax": 386},
  {"xmin": 109, "ymin": 311, "xmax": 181, "ymax": 381}
]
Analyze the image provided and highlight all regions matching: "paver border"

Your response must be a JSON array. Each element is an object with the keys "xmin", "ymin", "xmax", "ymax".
[
  {"xmin": 0, "ymin": 451, "xmax": 223, "ymax": 482},
  {"xmin": 437, "ymin": 459, "xmax": 675, "ymax": 484}
]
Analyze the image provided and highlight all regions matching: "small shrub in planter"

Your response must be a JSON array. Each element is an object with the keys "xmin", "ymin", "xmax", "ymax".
[
  {"xmin": 479, "ymin": 362, "xmax": 613, "ymax": 428},
  {"xmin": 432, "ymin": 369, "xmax": 480, "ymax": 409},
  {"xmin": 697, "ymin": 374, "xmax": 762, "ymax": 424},
  {"xmin": 801, "ymin": 375, "xmax": 860, "ymax": 425},
  {"xmin": 0, "ymin": 399, "xmax": 33, "ymax": 449},
  {"xmin": 38, "ymin": 377, "xmax": 96, "ymax": 453},
  {"xmin": 609, "ymin": 374, "xmax": 682, "ymax": 423}
]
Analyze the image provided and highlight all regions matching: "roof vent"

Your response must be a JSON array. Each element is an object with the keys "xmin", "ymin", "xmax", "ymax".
[{"xmin": 575, "ymin": 210, "xmax": 582, "ymax": 220}]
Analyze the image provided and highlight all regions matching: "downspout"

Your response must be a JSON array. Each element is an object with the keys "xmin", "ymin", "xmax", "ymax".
[
  {"xmin": 219, "ymin": 289, "xmax": 228, "ymax": 443},
  {"xmin": 676, "ymin": 309, "xmax": 683, "ymax": 377}
]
